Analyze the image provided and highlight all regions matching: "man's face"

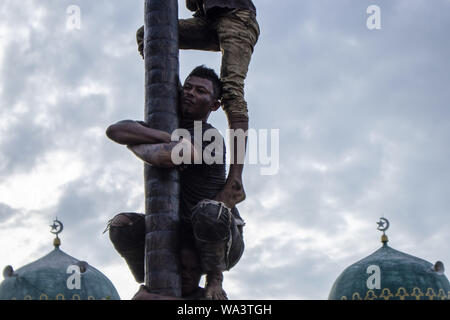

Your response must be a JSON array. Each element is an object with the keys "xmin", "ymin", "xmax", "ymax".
[{"xmin": 181, "ymin": 76, "xmax": 219, "ymax": 121}]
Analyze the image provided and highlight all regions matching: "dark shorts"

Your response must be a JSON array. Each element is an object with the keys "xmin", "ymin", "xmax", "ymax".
[
  {"xmin": 108, "ymin": 201, "xmax": 244, "ymax": 281},
  {"xmin": 107, "ymin": 212, "xmax": 146, "ymax": 283},
  {"xmin": 189, "ymin": 199, "xmax": 245, "ymax": 271}
]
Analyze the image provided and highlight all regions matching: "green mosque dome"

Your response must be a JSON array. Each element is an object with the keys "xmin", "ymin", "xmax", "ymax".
[
  {"xmin": 0, "ymin": 220, "xmax": 120, "ymax": 300},
  {"xmin": 329, "ymin": 218, "xmax": 450, "ymax": 300}
]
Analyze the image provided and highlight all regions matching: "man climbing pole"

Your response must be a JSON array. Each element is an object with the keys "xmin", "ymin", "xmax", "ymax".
[
  {"xmin": 106, "ymin": 66, "xmax": 246, "ymax": 300},
  {"xmin": 137, "ymin": 0, "xmax": 260, "ymax": 209}
]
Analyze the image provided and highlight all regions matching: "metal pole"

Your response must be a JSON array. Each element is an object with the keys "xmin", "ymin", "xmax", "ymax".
[{"xmin": 143, "ymin": 0, "xmax": 181, "ymax": 297}]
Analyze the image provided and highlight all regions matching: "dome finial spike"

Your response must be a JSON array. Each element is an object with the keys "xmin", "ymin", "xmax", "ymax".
[
  {"xmin": 50, "ymin": 219, "xmax": 64, "ymax": 248},
  {"xmin": 376, "ymin": 217, "xmax": 389, "ymax": 245}
]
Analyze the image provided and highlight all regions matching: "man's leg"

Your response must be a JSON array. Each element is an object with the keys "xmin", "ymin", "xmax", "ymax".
[
  {"xmin": 107, "ymin": 212, "xmax": 146, "ymax": 283},
  {"xmin": 214, "ymin": 11, "xmax": 260, "ymax": 208},
  {"xmin": 191, "ymin": 200, "xmax": 244, "ymax": 300},
  {"xmin": 226, "ymin": 207, "xmax": 245, "ymax": 270},
  {"xmin": 136, "ymin": 16, "xmax": 219, "ymax": 59},
  {"xmin": 179, "ymin": 17, "xmax": 220, "ymax": 51}
]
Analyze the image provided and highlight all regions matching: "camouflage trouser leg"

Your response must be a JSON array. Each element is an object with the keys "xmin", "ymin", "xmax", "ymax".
[
  {"xmin": 216, "ymin": 10, "xmax": 260, "ymax": 123},
  {"xmin": 106, "ymin": 213, "xmax": 146, "ymax": 283},
  {"xmin": 179, "ymin": 16, "xmax": 220, "ymax": 51},
  {"xmin": 179, "ymin": 10, "xmax": 260, "ymax": 123}
]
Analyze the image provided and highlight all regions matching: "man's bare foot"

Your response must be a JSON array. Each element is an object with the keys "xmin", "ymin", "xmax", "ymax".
[
  {"xmin": 215, "ymin": 178, "xmax": 246, "ymax": 209},
  {"xmin": 205, "ymin": 271, "xmax": 228, "ymax": 300}
]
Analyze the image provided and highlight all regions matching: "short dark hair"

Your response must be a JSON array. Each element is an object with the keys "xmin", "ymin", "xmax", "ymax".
[{"xmin": 187, "ymin": 65, "xmax": 222, "ymax": 100}]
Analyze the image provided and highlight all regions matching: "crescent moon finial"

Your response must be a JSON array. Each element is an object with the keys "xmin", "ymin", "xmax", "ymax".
[
  {"xmin": 50, "ymin": 219, "xmax": 64, "ymax": 248},
  {"xmin": 50, "ymin": 219, "xmax": 64, "ymax": 235},
  {"xmin": 376, "ymin": 217, "xmax": 389, "ymax": 245}
]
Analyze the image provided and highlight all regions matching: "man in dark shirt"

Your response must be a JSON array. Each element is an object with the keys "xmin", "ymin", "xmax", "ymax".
[
  {"xmin": 137, "ymin": 0, "xmax": 260, "ymax": 210},
  {"xmin": 105, "ymin": 66, "xmax": 244, "ymax": 300}
]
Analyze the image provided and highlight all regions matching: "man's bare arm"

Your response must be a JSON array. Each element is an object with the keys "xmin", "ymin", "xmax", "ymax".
[
  {"xmin": 106, "ymin": 120, "xmax": 171, "ymax": 146},
  {"xmin": 128, "ymin": 143, "xmax": 177, "ymax": 168},
  {"xmin": 127, "ymin": 138, "xmax": 200, "ymax": 168}
]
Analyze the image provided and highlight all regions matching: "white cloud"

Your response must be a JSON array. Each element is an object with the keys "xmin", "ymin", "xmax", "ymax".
[{"xmin": 0, "ymin": 151, "xmax": 84, "ymax": 209}]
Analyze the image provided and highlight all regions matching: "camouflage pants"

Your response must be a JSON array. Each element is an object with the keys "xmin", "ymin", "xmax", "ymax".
[{"xmin": 179, "ymin": 10, "xmax": 260, "ymax": 123}]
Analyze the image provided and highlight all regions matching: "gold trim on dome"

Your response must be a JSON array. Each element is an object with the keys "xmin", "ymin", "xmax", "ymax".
[
  {"xmin": 56, "ymin": 293, "xmax": 65, "ymax": 300},
  {"xmin": 352, "ymin": 292, "xmax": 362, "ymax": 300},
  {"xmin": 395, "ymin": 287, "xmax": 409, "ymax": 300},
  {"xmin": 411, "ymin": 287, "xmax": 424, "ymax": 300},
  {"xmin": 364, "ymin": 290, "xmax": 377, "ymax": 300},
  {"xmin": 10, "ymin": 294, "xmax": 114, "ymax": 300},
  {"xmin": 39, "ymin": 293, "xmax": 49, "ymax": 300},
  {"xmin": 426, "ymin": 288, "xmax": 436, "ymax": 300},
  {"xmin": 437, "ymin": 289, "xmax": 447, "ymax": 300},
  {"xmin": 340, "ymin": 287, "xmax": 449, "ymax": 300},
  {"xmin": 379, "ymin": 288, "xmax": 393, "ymax": 300}
]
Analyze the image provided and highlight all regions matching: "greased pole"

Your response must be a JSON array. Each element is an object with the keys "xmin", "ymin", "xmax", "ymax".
[{"xmin": 144, "ymin": 0, "xmax": 181, "ymax": 297}]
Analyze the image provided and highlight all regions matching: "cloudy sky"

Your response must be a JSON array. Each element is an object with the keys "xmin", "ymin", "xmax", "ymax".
[{"xmin": 1, "ymin": 0, "xmax": 449, "ymax": 300}]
